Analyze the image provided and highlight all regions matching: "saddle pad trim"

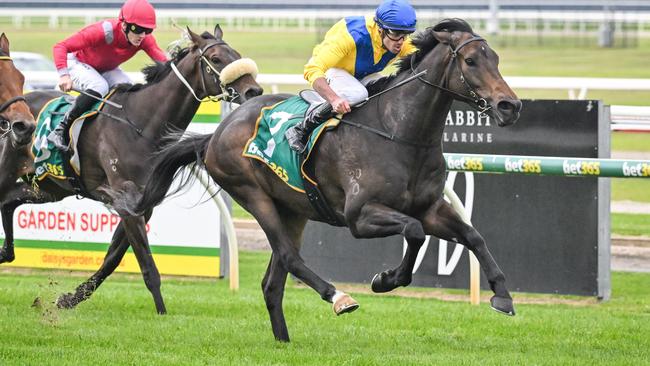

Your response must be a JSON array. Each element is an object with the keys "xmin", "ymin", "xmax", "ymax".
[{"xmin": 300, "ymin": 118, "xmax": 341, "ymax": 187}]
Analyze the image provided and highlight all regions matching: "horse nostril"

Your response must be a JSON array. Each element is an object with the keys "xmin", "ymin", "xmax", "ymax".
[
  {"xmin": 246, "ymin": 87, "xmax": 263, "ymax": 100},
  {"xmin": 12, "ymin": 120, "xmax": 35, "ymax": 136},
  {"xmin": 497, "ymin": 100, "xmax": 516, "ymax": 114}
]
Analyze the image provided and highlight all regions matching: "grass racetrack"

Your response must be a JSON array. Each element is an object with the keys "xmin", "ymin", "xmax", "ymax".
[{"xmin": 1, "ymin": 250, "xmax": 649, "ymax": 365}]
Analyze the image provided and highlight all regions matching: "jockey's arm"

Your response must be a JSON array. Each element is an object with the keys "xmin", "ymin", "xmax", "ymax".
[
  {"xmin": 53, "ymin": 24, "xmax": 104, "ymax": 77},
  {"xmin": 141, "ymin": 35, "xmax": 168, "ymax": 63},
  {"xmin": 304, "ymin": 20, "xmax": 356, "ymax": 114},
  {"xmin": 312, "ymin": 77, "xmax": 351, "ymax": 114}
]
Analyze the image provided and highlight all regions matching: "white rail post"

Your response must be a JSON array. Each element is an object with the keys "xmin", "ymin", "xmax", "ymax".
[{"xmin": 194, "ymin": 171, "xmax": 239, "ymax": 290}]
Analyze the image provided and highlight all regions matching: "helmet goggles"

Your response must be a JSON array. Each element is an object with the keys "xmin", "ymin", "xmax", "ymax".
[
  {"xmin": 127, "ymin": 23, "xmax": 153, "ymax": 35},
  {"xmin": 384, "ymin": 28, "xmax": 413, "ymax": 42}
]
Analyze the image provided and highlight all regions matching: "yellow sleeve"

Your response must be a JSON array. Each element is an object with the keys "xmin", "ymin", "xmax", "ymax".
[{"xmin": 303, "ymin": 20, "xmax": 356, "ymax": 85}]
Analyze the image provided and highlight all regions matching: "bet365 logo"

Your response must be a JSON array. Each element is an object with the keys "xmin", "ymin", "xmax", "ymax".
[{"xmin": 622, "ymin": 162, "xmax": 650, "ymax": 177}]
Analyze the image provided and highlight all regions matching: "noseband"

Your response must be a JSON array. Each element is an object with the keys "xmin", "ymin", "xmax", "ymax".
[
  {"xmin": 0, "ymin": 56, "xmax": 28, "ymax": 138},
  {"xmin": 413, "ymin": 36, "xmax": 492, "ymax": 116},
  {"xmin": 170, "ymin": 40, "xmax": 239, "ymax": 103}
]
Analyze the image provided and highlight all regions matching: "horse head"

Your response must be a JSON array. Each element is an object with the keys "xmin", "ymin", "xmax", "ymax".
[
  {"xmin": 0, "ymin": 33, "xmax": 36, "ymax": 147},
  {"xmin": 185, "ymin": 25, "xmax": 263, "ymax": 103},
  {"xmin": 430, "ymin": 19, "xmax": 522, "ymax": 126}
]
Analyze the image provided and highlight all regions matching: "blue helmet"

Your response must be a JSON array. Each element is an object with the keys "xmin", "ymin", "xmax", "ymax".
[{"xmin": 375, "ymin": 0, "xmax": 417, "ymax": 32}]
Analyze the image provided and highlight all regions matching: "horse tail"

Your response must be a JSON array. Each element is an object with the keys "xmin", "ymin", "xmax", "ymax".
[{"xmin": 121, "ymin": 131, "xmax": 213, "ymax": 216}]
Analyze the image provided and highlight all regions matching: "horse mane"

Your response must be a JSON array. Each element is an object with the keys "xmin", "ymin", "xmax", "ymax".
[
  {"xmin": 366, "ymin": 18, "xmax": 475, "ymax": 96},
  {"xmin": 114, "ymin": 31, "xmax": 218, "ymax": 93}
]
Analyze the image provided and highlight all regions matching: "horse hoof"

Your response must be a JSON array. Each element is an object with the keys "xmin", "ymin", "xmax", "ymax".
[
  {"xmin": 55, "ymin": 293, "xmax": 77, "ymax": 309},
  {"xmin": 0, "ymin": 248, "xmax": 15, "ymax": 264},
  {"xmin": 333, "ymin": 294, "xmax": 359, "ymax": 316},
  {"xmin": 490, "ymin": 296, "xmax": 516, "ymax": 316},
  {"xmin": 371, "ymin": 272, "xmax": 394, "ymax": 293}
]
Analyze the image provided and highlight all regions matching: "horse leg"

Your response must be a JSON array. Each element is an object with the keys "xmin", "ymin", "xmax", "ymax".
[
  {"xmin": 0, "ymin": 200, "xmax": 21, "ymax": 263},
  {"xmin": 0, "ymin": 183, "xmax": 50, "ymax": 263},
  {"xmin": 422, "ymin": 200, "xmax": 515, "ymax": 316},
  {"xmin": 346, "ymin": 202, "xmax": 426, "ymax": 293},
  {"xmin": 261, "ymin": 253, "xmax": 290, "ymax": 342},
  {"xmin": 56, "ymin": 209, "xmax": 153, "ymax": 309},
  {"xmin": 120, "ymin": 214, "xmax": 166, "ymax": 314},
  {"xmin": 244, "ymin": 195, "xmax": 357, "ymax": 321}
]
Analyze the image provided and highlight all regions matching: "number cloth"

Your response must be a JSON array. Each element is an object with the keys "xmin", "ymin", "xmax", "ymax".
[{"xmin": 243, "ymin": 96, "xmax": 340, "ymax": 192}]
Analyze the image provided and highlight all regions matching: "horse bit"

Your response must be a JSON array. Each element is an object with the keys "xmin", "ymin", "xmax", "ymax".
[
  {"xmin": 170, "ymin": 40, "xmax": 240, "ymax": 103},
  {"xmin": 0, "ymin": 56, "xmax": 27, "ymax": 139}
]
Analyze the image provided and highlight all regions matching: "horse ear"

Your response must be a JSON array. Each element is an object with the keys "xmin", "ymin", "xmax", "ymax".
[
  {"xmin": 213, "ymin": 24, "xmax": 223, "ymax": 40},
  {"xmin": 186, "ymin": 26, "xmax": 202, "ymax": 45},
  {"xmin": 0, "ymin": 33, "xmax": 10, "ymax": 56},
  {"xmin": 433, "ymin": 31, "xmax": 452, "ymax": 45}
]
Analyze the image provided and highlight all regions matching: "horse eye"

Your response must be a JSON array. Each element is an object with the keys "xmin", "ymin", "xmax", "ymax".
[
  {"xmin": 465, "ymin": 58, "xmax": 475, "ymax": 66},
  {"xmin": 210, "ymin": 56, "xmax": 221, "ymax": 64}
]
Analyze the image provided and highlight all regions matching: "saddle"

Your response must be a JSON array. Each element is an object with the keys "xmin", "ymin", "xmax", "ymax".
[
  {"xmin": 31, "ymin": 94, "xmax": 108, "ymax": 195},
  {"xmin": 242, "ymin": 92, "xmax": 344, "ymax": 225}
]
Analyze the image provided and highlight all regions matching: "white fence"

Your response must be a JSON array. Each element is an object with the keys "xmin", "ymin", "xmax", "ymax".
[
  {"xmin": 250, "ymin": 74, "xmax": 650, "ymax": 132},
  {"xmin": 23, "ymin": 70, "xmax": 648, "ymax": 131},
  {"xmin": 126, "ymin": 71, "xmax": 650, "ymax": 131},
  {"xmin": 251, "ymin": 74, "xmax": 650, "ymax": 100},
  {"xmin": 4, "ymin": 7, "xmax": 650, "ymax": 37}
]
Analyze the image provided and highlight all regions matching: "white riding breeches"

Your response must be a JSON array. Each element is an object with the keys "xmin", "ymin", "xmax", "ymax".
[
  {"xmin": 325, "ymin": 68, "xmax": 383, "ymax": 106},
  {"xmin": 67, "ymin": 54, "xmax": 132, "ymax": 96}
]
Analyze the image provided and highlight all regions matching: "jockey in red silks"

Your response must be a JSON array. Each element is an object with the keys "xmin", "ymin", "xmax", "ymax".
[{"xmin": 50, "ymin": 0, "xmax": 168, "ymax": 152}]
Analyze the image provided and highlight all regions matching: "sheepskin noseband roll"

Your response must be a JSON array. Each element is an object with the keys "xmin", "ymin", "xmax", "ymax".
[{"xmin": 219, "ymin": 58, "xmax": 259, "ymax": 85}]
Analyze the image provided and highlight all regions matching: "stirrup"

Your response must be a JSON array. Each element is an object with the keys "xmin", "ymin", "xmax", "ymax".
[{"xmin": 47, "ymin": 133, "xmax": 70, "ymax": 152}]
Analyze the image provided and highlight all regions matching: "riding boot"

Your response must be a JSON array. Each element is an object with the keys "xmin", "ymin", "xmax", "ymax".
[
  {"xmin": 48, "ymin": 90, "xmax": 101, "ymax": 152},
  {"xmin": 285, "ymin": 102, "xmax": 334, "ymax": 153}
]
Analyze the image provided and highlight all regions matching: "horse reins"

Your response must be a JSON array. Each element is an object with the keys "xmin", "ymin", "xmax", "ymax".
[
  {"xmin": 102, "ymin": 40, "xmax": 242, "ymax": 140},
  {"xmin": 0, "ymin": 56, "xmax": 28, "ymax": 139},
  {"xmin": 335, "ymin": 34, "xmax": 492, "ymax": 148}
]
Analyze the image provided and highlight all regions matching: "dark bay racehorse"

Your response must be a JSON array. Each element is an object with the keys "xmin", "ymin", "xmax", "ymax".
[
  {"xmin": 0, "ymin": 32, "xmax": 37, "ymax": 189},
  {"xmin": 0, "ymin": 26, "xmax": 262, "ymax": 314},
  {"xmin": 124, "ymin": 19, "xmax": 522, "ymax": 341}
]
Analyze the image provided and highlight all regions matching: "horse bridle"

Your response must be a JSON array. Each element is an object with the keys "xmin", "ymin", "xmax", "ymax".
[
  {"xmin": 0, "ymin": 56, "xmax": 28, "ymax": 139},
  {"xmin": 170, "ymin": 40, "xmax": 240, "ymax": 103},
  {"xmin": 412, "ymin": 35, "xmax": 491, "ymax": 116}
]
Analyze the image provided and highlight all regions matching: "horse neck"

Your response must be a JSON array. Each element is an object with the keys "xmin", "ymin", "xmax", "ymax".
[
  {"xmin": 128, "ymin": 55, "xmax": 204, "ymax": 135},
  {"xmin": 379, "ymin": 47, "xmax": 454, "ymax": 147}
]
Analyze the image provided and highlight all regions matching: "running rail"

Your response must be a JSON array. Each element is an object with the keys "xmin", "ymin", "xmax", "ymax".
[
  {"xmin": 445, "ymin": 153, "xmax": 650, "ymax": 178},
  {"xmin": 444, "ymin": 153, "xmax": 649, "ymax": 305}
]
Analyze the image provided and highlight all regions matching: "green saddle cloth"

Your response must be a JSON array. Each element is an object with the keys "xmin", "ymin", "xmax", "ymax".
[
  {"xmin": 32, "ymin": 96, "xmax": 102, "ymax": 181},
  {"xmin": 243, "ymin": 96, "xmax": 337, "ymax": 192}
]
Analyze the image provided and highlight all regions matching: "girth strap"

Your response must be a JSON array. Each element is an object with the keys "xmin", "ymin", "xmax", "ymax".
[{"xmin": 300, "ymin": 155, "xmax": 344, "ymax": 226}]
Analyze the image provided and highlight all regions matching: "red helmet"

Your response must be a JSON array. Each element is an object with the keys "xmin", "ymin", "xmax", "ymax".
[{"xmin": 119, "ymin": 0, "xmax": 157, "ymax": 29}]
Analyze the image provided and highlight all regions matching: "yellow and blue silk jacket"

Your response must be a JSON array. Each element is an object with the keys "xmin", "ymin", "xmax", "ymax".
[{"xmin": 303, "ymin": 15, "xmax": 416, "ymax": 85}]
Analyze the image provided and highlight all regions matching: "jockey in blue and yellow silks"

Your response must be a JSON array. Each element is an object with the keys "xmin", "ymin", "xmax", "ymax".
[{"xmin": 285, "ymin": 0, "xmax": 418, "ymax": 153}]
